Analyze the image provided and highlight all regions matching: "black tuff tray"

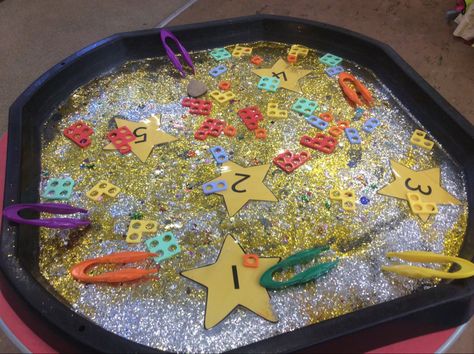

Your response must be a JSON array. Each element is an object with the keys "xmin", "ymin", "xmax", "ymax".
[{"xmin": 1, "ymin": 15, "xmax": 473, "ymax": 353}]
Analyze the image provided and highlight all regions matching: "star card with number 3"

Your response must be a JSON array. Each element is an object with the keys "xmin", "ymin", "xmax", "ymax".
[{"xmin": 378, "ymin": 160, "xmax": 461, "ymax": 221}]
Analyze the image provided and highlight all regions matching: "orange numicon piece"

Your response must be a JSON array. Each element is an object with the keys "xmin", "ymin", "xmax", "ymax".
[
  {"xmin": 319, "ymin": 112, "xmax": 334, "ymax": 122},
  {"xmin": 219, "ymin": 81, "xmax": 231, "ymax": 91},
  {"xmin": 328, "ymin": 126, "xmax": 343, "ymax": 137},
  {"xmin": 70, "ymin": 251, "xmax": 158, "ymax": 283},
  {"xmin": 287, "ymin": 54, "xmax": 297, "ymax": 63},
  {"xmin": 255, "ymin": 128, "xmax": 267, "ymax": 139},
  {"xmin": 337, "ymin": 120, "xmax": 350, "ymax": 129},
  {"xmin": 243, "ymin": 254, "xmax": 259, "ymax": 268},
  {"xmin": 224, "ymin": 125, "xmax": 237, "ymax": 137},
  {"xmin": 251, "ymin": 55, "xmax": 263, "ymax": 65}
]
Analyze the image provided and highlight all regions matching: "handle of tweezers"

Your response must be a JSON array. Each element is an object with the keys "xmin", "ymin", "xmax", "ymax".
[
  {"xmin": 3, "ymin": 203, "xmax": 90, "ymax": 229},
  {"xmin": 382, "ymin": 251, "xmax": 474, "ymax": 279},
  {"xmin": 160, "ymin": 29, "xmax": 194, "ymax": 77}
]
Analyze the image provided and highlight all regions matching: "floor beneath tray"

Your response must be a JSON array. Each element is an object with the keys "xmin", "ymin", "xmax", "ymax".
[{"xmin": 0, "ymin": 0, "xmax": 472, "ymax": 353}]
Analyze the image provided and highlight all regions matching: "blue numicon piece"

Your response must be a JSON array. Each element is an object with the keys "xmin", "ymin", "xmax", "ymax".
[
  {"xmin": 202, "ymin": 180, "xmax": 228, "ymax": 195},
  {"xmin": 325, "ymin": 65, "xmax": 344, "ymax": 77},
  {"xmin": 305, "ymin": 116, "xmax": 329, "ymax": 130},
  {"xmin": 362, "ymin": 117, "xmax": 381, "ymax": 133},
  {"xmin": 209, "ymin": 146, "xmax": 229, "ymax": 163},
  {"xmin": 209, "ymin": 65, "xmax": 227, "ymax": 77},
  {"xmin": 345, "ymin": 128, "xmax": 362, "ymax": 144}
]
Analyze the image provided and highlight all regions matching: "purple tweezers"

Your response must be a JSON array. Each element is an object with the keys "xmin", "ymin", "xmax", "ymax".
[
  {"xmin": 160, "ymin": 29, "xmax": 194, "ymax": 77},
  {"xmin": 3, "ymin": 203, "xmax": 90, "ymax": 229}
]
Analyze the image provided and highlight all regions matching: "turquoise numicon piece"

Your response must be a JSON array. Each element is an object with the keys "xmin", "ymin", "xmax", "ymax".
[
  {"xmin": 291, "ymin": 98, "xmax": 318, "ymax": 117},
  {"xmin": 146, "ymin": 232, "xmax": 181, "ymax": 264},
  {"xmin": 319, "ymin": 53, "xmax": 343, "ymax": 66},
  {"xmin": 43, "ymin": 177, "xmax": 75, "ymax": 200},
  {"xmin": 210, "ymin": 48, "xmax": 231, "ymax": 61},
  {"xmin": 257, "ymin": 76, "xmax": 280, "ymax": 92}
]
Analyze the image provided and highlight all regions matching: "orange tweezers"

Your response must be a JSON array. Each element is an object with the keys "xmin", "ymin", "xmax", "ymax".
[
  {"xmin": 338, "ymin": 72, "xmax": 373, "ymax": 107},
  {"xmin": 70, "ymin": 251, "xmax": 158, "ymax": 284}
]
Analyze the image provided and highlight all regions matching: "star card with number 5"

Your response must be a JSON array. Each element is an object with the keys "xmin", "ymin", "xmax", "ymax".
[{"xmin": 104, "ymin": 114, "xmax": 177, "ymax": 162}]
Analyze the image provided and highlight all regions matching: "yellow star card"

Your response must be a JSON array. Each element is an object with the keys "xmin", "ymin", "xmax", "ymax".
[
  {"xmin": 104, "ymin": 114, "xmax": 177, "ymax": 162},
  {"xmin": 206, "ymin": 161, "xmax": 277, "ymax": 217},
  {"xmin": 252, "ymin": 58, "xmax": 312, "ymax": 92},
  {"xmin": 181, "ymin": 235, "xmax": 280, "ymax": 329},
  {"xmin": 378, "ymin": 160, "xmax": 461, "ymax": 221}
]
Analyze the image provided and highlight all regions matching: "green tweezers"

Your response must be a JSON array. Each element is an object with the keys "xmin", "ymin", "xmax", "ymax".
[{"xmin": 260, "ymin": 246, "xmax": 338, "ymax": 290}]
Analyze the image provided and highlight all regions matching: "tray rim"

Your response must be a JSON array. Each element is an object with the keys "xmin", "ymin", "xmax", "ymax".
[{"xmin": 1, "ymin": 14, "xmax": 473, "ymax": 353}]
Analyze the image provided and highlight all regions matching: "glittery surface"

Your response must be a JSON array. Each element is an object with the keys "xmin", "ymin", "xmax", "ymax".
[{"xmin": 39, "ymin": 42, "xmax": 468, "ymax": 352}]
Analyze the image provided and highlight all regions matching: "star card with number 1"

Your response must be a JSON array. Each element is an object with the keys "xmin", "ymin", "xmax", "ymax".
[{"xmin": 181, "ymin": 235, "xmax": 280, "ymax": 329}]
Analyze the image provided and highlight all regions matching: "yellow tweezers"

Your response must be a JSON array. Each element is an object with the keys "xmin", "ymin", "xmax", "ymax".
[{"xmin": 382, "ymin": 251, "xmax": 474, "ymax": 279}]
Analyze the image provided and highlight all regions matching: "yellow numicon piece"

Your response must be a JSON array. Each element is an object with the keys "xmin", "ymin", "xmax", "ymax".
[
  {"xmin": 266, "ymin": 102, "xmax": 288, "ymax": 119},
  {"xmin": 126, "ymin": 220, "xmax": 158, "ymax": 243},
  {"xmin": 329, "ymin": 189, "xmax": 356, "ymax": 211},
  {"xmin": 410, "ymin": 129, "xmax": 434, "ymax": 150},
  {"xmin": 288, "ymin": 44, "xmax": 309, "ymax": 59},
  {"xmin": 209, "ymin": 90, "xmax": 235, "ymax": 103},
  {"xmin": 86, "ymin": 180, "xmax": 121, "ymax": 201},
  {"xmin": 232, "ymin": 45, "xmax": 252, "ymax": 58},
  {"xmin": 406, "ymin": 192, "xmax": 438, "ymax": 215}
]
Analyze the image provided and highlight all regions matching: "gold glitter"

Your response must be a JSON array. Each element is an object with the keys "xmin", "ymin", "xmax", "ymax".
[
  {"xmin": 38, "ymin": 41, "xmax": 468, "ymax": 352},
  {"xmin": 443, "ymin": 213, "xmax": 468, "ymax": 256}
]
